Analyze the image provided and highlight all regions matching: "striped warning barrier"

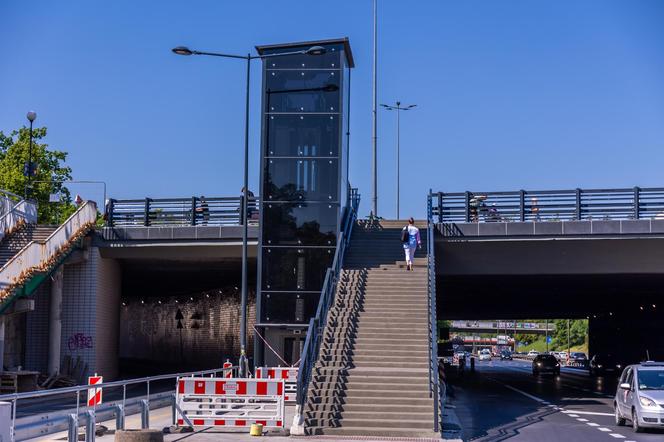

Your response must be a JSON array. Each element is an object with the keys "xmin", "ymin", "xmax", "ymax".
[
  {"xmin": 255, "ymin": 367, "xmax": 298, "ymax": 403},
  {"xmin": 175, "ymin": 377, "xmax": 285, "ymax": 429},
  {"xmin": 222, "ymin": 361, "xmax": 233, "ymax": 378}
]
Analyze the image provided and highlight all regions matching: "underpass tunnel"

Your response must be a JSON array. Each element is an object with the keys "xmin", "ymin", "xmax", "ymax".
[
  {"xmin": 436, "ymin": 235, "xmax": 664, "ymax": 366},
  {"xmin": 117, "ymin": 258, "xmax": 257, "ymax": 377}
]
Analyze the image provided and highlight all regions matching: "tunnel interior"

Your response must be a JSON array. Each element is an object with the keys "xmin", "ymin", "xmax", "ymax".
[
  {"xmin": 118, "ymin": 258, "xmax": 257, "ymax": 376},
  {"xmin": 437, "ymin": 236, "xmax": 664, "ymax": 365}
]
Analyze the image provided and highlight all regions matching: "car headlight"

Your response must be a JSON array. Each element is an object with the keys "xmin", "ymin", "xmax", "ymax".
[
  {"xmin": 537, "ymin": 362, "xmax": 542, "ymax": 366},
  {"xmin": 639, "ymin": 396, "xmax": 657, "ymax": 408},
  {"xmin": 555, "ymin": 363, "xmax": 560, "ymax": 367},
  {"xmin": 597, "ymin": 364, "xmax": 603, "ymax": 368},
  {"xmin": 616, "ymin": 364, "xmax": 622, "ymax": 369}
]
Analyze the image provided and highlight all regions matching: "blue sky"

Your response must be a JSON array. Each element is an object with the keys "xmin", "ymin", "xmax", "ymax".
[{"xmin": 1, "ymin": 0, "xmax": 664, "ymax": 218}]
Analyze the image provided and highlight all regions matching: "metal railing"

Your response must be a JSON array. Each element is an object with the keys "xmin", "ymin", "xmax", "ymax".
[
  {"xmin": 295, "ymin": 188, "xmax": 360, "ymax": 411},
  {"xmin": 0, "ymin": 366, "xmax": 236, "ymax": 442},
  {"xmin": 0, "ymin": 198, "xmax": 37, "ymax": 242},
  {"xmin": 106, "ymin": 196, "xmax": 259, "ymax": 227},
  {"xmin": 427, "ymin": 191, "xmax": 442, "ymax": 434},
  {"xmin": 431, "ymin": 187, "xmax": 664, "ymax": 223}
]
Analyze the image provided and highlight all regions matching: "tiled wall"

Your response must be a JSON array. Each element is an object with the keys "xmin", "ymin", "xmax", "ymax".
[{"xmin": 60, "ymin": 249, "xmax": 98, "ymax": 379}]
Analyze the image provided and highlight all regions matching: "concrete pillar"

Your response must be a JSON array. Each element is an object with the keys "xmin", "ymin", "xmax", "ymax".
[
  {"xmin": 0, "ymin": 315, "xmax": 5, "ymax": 371},
  {"xmin": 48, "ymin": 267, "xmax": 64, "ymax": 375}
]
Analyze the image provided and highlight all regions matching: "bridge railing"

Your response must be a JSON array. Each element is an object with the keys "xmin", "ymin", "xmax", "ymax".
[
  {"xmin": 106, "ymin": 196, "xmax": 259, "ymax": 227},
  {"xmin": 294, "ymin": 187, "xmax": 359, "ymax": 426},
  {"xmin": 431, "ymin": 187, "xmax": 664, "ymax": 223},
  {"xmin": 427, "ymin": 191, "xmax": 442, "ymax": 434}
]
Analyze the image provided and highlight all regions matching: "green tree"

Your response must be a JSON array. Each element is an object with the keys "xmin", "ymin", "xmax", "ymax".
[{"xmin": 0, "ymin": 126, "xmax": 76, "ymax": 224}]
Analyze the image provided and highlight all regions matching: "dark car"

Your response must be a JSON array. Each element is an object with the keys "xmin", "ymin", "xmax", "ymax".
[
  {"xmin": 589, "ymin": 354, "xmax": 623, "ymax": 376},
  {"xmin": 532, "ymin": 354, "xmax": 560, "ymax": 376},
  {"xmin": 500, "ymin": 350, "xmax": 513, "ymax": 360},
  {"xmin": 569, "ymin": 352, "xmax": 588, "ymax": 366}
]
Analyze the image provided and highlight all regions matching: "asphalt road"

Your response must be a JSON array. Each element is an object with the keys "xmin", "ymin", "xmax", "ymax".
[{"xmin": 449, "ymin": 358, "xmax": 664, "ymax": 442}]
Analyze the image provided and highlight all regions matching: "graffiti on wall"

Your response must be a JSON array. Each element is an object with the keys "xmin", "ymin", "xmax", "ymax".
[{"xmin": 68, "ymin": 333, "xmax": 93, "ymax": 351}]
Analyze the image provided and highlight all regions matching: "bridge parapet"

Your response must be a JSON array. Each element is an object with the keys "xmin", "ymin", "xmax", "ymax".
[
  {"xmin": 430, "ymin": 187, "xmax": 664, "ymax": 223},
  {"xmin": 106, "ymin": 196, "xmax": 258, "ymax": 227}
]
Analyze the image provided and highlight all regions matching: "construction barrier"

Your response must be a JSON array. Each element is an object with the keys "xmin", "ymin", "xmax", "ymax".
[
  {"xmin": 175, "ymin": 377, "xmax": 285, "ymax": 429},
  {"xmin": 223, "ymin": 361, "xmax": 233, "ymax": 378},
  {"xmin": 255, "ymin": 367, "xmax": 298, "ymax": 403},
  {"xmin": 87, "ymin": 375, "xmax": 103, "ymax": 406}
]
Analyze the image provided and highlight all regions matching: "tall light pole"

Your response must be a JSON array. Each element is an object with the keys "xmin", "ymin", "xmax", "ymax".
[
  {"xmin": 172, "ymin": 44, "xmax": 326, "ymax": 377},
  {"xmin": 25, "ymin": 111, "xmax": 37, "ymax": 199},
  {"xmin": 371, "ymin": 0, "xmax": 378, "ymax": 217},
  {"xmin": 380, "ymin": 101, "xmax": 416, "ymax": 219}
]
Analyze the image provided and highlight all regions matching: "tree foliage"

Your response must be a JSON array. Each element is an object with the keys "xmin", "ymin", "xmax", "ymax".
[{"xmin": 0, "ymin": 126, "xmax": 76, "ymax": 224}]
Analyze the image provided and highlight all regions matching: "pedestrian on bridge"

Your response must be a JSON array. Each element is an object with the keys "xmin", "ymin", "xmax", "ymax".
[{"xmin": 402, "ymin": 217, "xmax": 421, "ymax": 271}]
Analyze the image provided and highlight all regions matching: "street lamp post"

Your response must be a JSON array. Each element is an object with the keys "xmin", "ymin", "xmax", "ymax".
[
  {"xmin": 380, "ymin": 101, "xmax": 416, "ymax": 219},
  {"xmin": 172, "ymin": 44, "xmax": 326, "ymax": 377},
  {"xmin": 25, "ymin": 111, "xmax": 37, "ymax": 199}
]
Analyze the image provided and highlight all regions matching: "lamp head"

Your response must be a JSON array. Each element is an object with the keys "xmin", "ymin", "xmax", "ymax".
[
  {"xmin": 305, "ymin": 45, "xmax": 326, "ymax": 56},
  {"xmin": 172, "ymin": 46, "xmax": 194, "ymax": 56},
  {"xmin": 26, "ymin": 111, "xmax": 37, "ymax": 122}
]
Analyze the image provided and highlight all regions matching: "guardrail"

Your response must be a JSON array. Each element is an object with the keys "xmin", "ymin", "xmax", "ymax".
[
  {"xmin": 511, "ymin": 352, "xmax": 588, "ymax": 368},
  {"xmin": 106, "ymin": 196, "xmax": 258, "ymax": 227},
  {"xmin": 293, "ymin": 188, "xmax": 360, "ymax": 428},
  {"xmin": 451, "ymin": 320, "xmax": 555, "ymax": 332},
  {"xmin": 0, "ymin": 366, "xmax": 237, "ymax": 442},
  {"xmin": 427, "ymin": 191, "xmax": 442, "ymax": 434},
  {"xmin": 430, "ymin": 187, "xmax": 664, "ymax": 223}
]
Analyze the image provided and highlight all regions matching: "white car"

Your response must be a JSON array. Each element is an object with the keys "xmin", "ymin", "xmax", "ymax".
[
  {"xmin": 528, "ymin": 350, "xmax": 539, "ymax": 357},
  {"xmin": 557, "ymin": 351, "xmax": 568, "ymax": 361},
  {"xmin": 479, "ymin": 350, "xmax": 492, "ymax": 361}
]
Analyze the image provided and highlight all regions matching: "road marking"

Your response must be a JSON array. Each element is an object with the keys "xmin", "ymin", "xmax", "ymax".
[
  {"xmin": 587, "ymin": 422, "xmax": 600, "ymax": 427},
  {"xmin": 598, "ymin": 427, "xmax": 611, "ymax": 432},
  {"xmin": 499, "ymin": 382, "xmax": 549, "ymax": 404},
  {"xmin": 609, "ymin": 434, "xmax": 625, "ymax": 439},
  {"xmin": 567, "ymin": 413, "xmax": 579, "ymax": 417},
  {"xmin": 577, "ymin": 418, "xmax": 588, "ymax": 422},
  {"xmin": 562, "ymin": 410, "xmax": 613, "ymax": 417}
]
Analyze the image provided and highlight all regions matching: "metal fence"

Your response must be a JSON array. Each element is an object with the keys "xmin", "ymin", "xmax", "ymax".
[
  {"xmin": 427, "ymin": 192, "xmax": 442, "ymax": 434},
  {"xmin": 430, "ymin": 187, "xmax": 664, "ymax": 223},
  {"xmin": 106, "ymin": 196, "xmax": 259, "ymax": 227},
  {"xmin": 0, "ymin": 366, "xmax": 236, "ymax": 442},
  {"xmin": 295, "ymin": 188, "xmax": 360, "ymax": 411}
]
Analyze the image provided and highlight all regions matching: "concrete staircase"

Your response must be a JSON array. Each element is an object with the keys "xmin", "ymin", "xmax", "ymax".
[
  {"xmin": 0, "ymin": 224, "xmax": 58, "ymax": 268},
  {"xmin": 304, "ymin": 219, "xmax": 437, "ymax": 438}
]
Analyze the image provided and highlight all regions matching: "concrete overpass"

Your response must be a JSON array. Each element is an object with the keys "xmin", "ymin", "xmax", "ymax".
[
  {"xmin": 430, "ymin": 187, "xmax": 664, "ymax": 364},
  {"xmin": 449, "ymin": 320, "xmax": 554, "ymax": 335}
]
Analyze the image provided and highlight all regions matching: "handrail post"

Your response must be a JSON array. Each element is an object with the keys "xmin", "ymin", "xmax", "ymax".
[
  {"xmin": 519, "ymin": 190, "xmax": 525, "ymax": 222},
  {"xmin": 143, "ymin": 198, "xmax": 151, "ymax": 227},
  {"xmin": 464, "ymin": 191, "xmax": 471, "ymax": 222},
  {"xmin": 190, "ymin": 196, "xmax": 197, "ymax": 226},
  {"xmin": 438, "ymin": 192, "xmax": 443, "ymax": 223},
  {"xmin": 634, "ymin": 186, "xmax": 640, "ymax": 219},
  {"xmin": 576, "ymin": 188, "xmax": 582, "ymax": 220},
  {"xmin": 107, "ymin": 199, "xmax": 115, "ymax": 227}
]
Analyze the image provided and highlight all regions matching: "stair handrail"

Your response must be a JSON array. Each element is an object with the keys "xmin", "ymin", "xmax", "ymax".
[
  {"xmin": 0, "ymin": 201, "xmax": 98, "ymax": 304},
  {"xmin": 427, "ymin": 191, "xmax": 442, "ymax": 433},
  {"xmin": 294, "ymin": 188, "xmax": 360, "ymax": 416}
]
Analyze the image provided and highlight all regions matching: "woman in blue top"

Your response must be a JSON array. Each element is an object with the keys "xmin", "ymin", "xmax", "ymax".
[{"xmin": 402, "ymin": 217, "xmax": 421, "ymax": 271}]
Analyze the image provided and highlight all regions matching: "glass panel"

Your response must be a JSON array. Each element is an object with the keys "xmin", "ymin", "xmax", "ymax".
[
  {"xmin": 266, "ymin": 70, "xmax": 340, "ymax": 113},
  {"xmin": 263, "ymin": 202, "xmax": 339, "ymax": 246},
  {"xmin": 267, "ymin": 114, "xmax": 339, "ymax": 157},
  {"xmin": 262, "ymin": 44, "xmax": 343, "ymax": 69},
  {"xmin": 264, "ymin": 158, "xmax": 339, "ymax": 202},
  {"xmin": 260, "ymin": 292, "xmax": 320, "ymax": 323},
  {"xmin": 262, "ymin": 247, "xmax": 334, "ymax": 291}
]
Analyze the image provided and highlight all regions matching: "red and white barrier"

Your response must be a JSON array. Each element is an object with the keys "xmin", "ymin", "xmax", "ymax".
[
  {"xmin": 222, "ymin": 361, "xmax": 233, "ymax": 378},
  {"xmin": 255, "ymin": 367, "xmax": 298, "ymax": 403},
  {"xmin": 175, "ymin": 377, "xmax": 285, "ymax": 429},
  {"xmin": 87, "ymin": 375, "xmax": 103, "ymax": 406}
]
